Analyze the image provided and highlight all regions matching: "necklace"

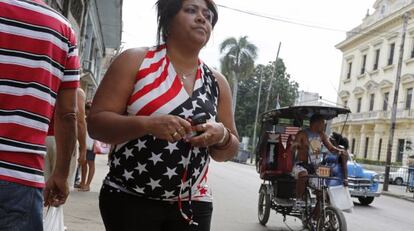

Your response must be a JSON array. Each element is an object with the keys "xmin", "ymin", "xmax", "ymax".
[{"xmin": 177, "ymin": 68, "xmax": 197, "ymax": 81}]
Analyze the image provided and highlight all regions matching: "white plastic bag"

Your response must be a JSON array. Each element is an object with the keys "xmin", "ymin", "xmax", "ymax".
[
  {"xmin": 43, "ymin": 206, "xmax": 65, "ymax": 231},
  {"xmin": 328, "ymin": 185, "xmax": 354, "ymax": 213}
]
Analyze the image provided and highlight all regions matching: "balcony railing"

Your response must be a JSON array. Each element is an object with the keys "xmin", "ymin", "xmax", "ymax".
[{"xmin": 333, "ymin": 109, "xmax": 414, "ymax": 124}]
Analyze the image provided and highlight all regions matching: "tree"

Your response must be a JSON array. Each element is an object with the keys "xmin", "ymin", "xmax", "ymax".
[
  {"xmin": 236, "ymin": 60, "xmax": 299, "ymax": 147},
  {"xmin": 219, "ymin": 36, "xmax": 258, "ymax": 113}
]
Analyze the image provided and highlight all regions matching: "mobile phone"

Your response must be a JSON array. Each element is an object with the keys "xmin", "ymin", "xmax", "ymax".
[
  {"xmin": 191, "ymin": 112, "xmax": 208, "ymax": 125},
  {"xmin": 191, "ymin": 112, "xmax": 208, "ymax": 136}
]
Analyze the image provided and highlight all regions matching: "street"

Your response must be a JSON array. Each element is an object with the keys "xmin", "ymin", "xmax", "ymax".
[
  {"xmin": 64, "ymin": 155, "xmax": 414, "ymax": 230},
  {"xmin": 209, "ymin": 161, "xmax": 414, "ymax": 231}
]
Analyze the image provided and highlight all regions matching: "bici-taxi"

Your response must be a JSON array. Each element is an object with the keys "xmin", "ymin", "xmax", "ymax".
[{"xmin": 255, "ymin": 105, "xmax": 351, "ymax": 231}]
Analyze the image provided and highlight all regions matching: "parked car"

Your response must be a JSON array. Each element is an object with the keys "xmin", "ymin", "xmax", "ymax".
[
  {"xmin": 389, "ymin": 167, "xmax": 409, "ymax": 185},
  {"xmin": 347, "ymin": 154, "xmax": 381, "ymax": 205}
]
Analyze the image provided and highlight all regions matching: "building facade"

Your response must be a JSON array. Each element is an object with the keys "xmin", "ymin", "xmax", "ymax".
[
  {"xmin": 333, "ymin": 0, "xmax": 414, "ymax": 165},
  {"xmin": 45, "ymin": 0, "xmax": 123, "ymax": 100}
]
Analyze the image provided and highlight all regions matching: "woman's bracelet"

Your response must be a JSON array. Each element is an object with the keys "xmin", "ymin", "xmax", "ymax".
[
  {"xmin": 217, "ymin": 123, "xmax": 228, "ymax": 144},
  {"xmin": 212, "ymin": 127, "xmax": 232, "ymax": 150}
]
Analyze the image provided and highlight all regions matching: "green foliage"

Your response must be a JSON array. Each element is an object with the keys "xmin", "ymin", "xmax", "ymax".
[
  {"xmin": 219, "ymin": 36, "xmax": 258, "ymax": 85},
  {"xmin": 235, "ymin": 60, "xmax": 299, "ymax": 139}
]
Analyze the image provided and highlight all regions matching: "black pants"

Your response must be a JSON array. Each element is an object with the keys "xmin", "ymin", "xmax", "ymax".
[{"xmin": 99, "ymin": 185, "xmax": 213, "ymax": 231}]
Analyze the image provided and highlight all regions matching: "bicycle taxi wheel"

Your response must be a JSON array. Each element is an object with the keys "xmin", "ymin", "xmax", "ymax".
[
  {"xmin": 317, "ymin": 206, "xmax": 347, "ymax": 231},
  {"xmin": 258, "ymin": 185, "xmax": 271, "ymax": 225}
]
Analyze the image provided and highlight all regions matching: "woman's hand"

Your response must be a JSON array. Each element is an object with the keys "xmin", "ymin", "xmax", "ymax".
[
  {"xmin": 147, "ymin": 115, "xmax": 192, "ymax": 143},
  {"xmin": 189, "ymin": 122, "xmax": 226, "ymax": 147}
]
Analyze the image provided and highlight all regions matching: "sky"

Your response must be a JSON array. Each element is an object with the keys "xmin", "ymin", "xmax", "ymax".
[{"xmin": 121, "ymin": 0, "xmax": 376, "ymax": 103}]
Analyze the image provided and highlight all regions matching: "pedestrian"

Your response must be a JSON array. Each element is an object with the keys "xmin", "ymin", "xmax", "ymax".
[
  {"xmin": 0, "ymin": 0, "xmax": 80, "ymax": 230},
  {"xmin": 79, "ymin": 102, "xmax": 96, "ymax": 192},
  {"xmin": 87, "ymin": 0, "xmax": 239, "ymax": 230},
  {"xmin": 45, "ymin": 88, "xmax": 87, "ymax": 190}
]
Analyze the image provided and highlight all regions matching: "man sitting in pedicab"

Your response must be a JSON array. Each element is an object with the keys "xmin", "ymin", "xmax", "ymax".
[{"xmin": 292, "ymin": 114, "xmax": 348, "ymax": 206}]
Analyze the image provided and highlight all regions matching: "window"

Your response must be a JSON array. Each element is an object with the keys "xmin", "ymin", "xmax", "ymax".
[
  {"xmin": 351, "ymin": 138, "xmax": 356, "ymax": 154},
  {"xmin": 383, "ymin": 92, "xmax": 389, "ymax": 111},
  {"xmin": 406, "ymin": 88, "xmax": 413, "ymax": 110},
  {"xmin": 388, "ymin": 43, "xmax": 395, "ymax": 65},
  {"xmin": 346, "ymin": 62, "xmax": 352, "ymax": 79},
  {"xmin": 364, "ymin": 137, "xmax": 369, "ymax": 159},
  {"xmin": 373, "ymin": 49, "xmax": 380, "ymax": 70},
  {"xmin": 369, "ymin": 94, "xmax": 375, "ymax": 111},
  {"xmin": 343, "ymin": 100, "xmax": 348, "ymax": 108},
  {"xmin": 377, "ymin": 138, "xmax": 382, "ymax": 161},
  {"xmin": 361, "ymin": 54, "xmax": 367, "ymax": 74},
  {"xmin": 357, "ymin": 97, "xmax": 362, "ymax": 113}
]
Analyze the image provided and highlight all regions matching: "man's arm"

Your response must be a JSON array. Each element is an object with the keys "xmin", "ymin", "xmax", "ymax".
[
  {"xmin": 321, "ymin": 133, "xmax": 347, "ymax": 156},
  {"xmin": 44, "ymin": 88, "xmax": 77, "ymax": 207},
  {"xmin": 76, "ymin": 89, "xmax": 87, "ymax": 165}
]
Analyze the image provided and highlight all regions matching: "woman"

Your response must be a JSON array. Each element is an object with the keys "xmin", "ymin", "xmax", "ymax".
[
  {"xmin": 79, "ymin": 102, "xmax": 96, "ymax": 192},
  {"xmin": 88, "ymin": 0, "xmax": 239, "ymax": 230}
]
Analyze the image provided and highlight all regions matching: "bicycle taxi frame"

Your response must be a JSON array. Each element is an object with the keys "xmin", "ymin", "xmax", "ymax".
[{"xmin": 255, "ymin": 105, "xmax": 350, "ymax": 231}]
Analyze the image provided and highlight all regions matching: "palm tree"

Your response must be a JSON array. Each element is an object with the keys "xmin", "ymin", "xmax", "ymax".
[{"xmin": 219, "ymin": 36, "xmax": 258, "ymax": 113}]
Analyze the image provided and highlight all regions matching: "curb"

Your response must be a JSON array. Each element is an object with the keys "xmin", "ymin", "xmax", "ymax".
[{"xmin": 381, "ymin": 191, "xmax": 414, "ymax": 202}]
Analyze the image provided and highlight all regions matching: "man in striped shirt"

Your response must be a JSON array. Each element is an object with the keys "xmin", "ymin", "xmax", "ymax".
[{"xmin": 0, "ymin": 0, "xmax": 80, "ymax": 230}]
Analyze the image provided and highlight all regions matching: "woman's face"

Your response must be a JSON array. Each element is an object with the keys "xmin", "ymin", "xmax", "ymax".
[{"xmin": 169, "ymin": 0, "xmax": 214, "ymax": 46}]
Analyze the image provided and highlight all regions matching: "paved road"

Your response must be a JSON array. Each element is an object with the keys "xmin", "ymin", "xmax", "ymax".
[
  {"xmin": 63, "ymin": 156, "xmax": 414, "ymax": 230},
  {"xmin": 209, "ymin": 161, "xmax": 414, "ymax": 231}
]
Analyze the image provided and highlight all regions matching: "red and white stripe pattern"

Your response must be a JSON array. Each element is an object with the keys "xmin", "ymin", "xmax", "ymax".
[
  {"xmin": 127, "ymin": 46, "xmax": 204, "ymax": 116},
  {"xmin": 0, "ymin": 0, "xmax": 80, "ymax": 188},
  {"xmin": 281, "ymin": 126, "xmax": 300, "ymax": 146}
]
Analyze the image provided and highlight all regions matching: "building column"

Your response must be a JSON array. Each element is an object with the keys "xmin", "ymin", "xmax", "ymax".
[
  {"xmin": 358, "ymin": 125, "xmax": 366, "ymax": 158},
  {"xmin": 346, "ymin": 125, "xmax": 354, "ymax": 152},
  {"xmin": 372, "ymin": 124, "xmax": 387, "ymax": 161}
]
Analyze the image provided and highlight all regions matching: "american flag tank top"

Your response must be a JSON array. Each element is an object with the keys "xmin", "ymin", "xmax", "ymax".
[{"xmin": 104, "ymin": 45, "xmax": 219, "ymax": 203}]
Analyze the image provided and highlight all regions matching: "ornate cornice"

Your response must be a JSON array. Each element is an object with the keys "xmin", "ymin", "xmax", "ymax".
[
  {"xmin": 401, "ymin": 74, "xmax": 414, "ymax": 84},
  {"xmin": 353, "ymin": 86, "xmax": 365, "ymax": 95},
  {"xmin": 379, "ymin": 79, "xmax": 393, "ymax": 89},
  {"xmin": 364, "ymin": 80, "xmax": 379, "ymax": 92},
  {"xmin": 339, "ymin": 90, "xmax": 350, "ymax": 98}
]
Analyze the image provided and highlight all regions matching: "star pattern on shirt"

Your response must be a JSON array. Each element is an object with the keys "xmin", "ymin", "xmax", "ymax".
[
  {"xmin": 198, "ymin": 92, "xmax": 208, "ymax": 103},
  {"xmin": 193, "ymin": 167, "xmax": 200, "ymax": 178},
  {"xmin": 124, "ymin": 147, "xmax": 134, "ymax": 160},
  {"xmin": 164, "ymin": 167, "xmax": 177, "ymax": 179},
  {"xmin": 178, "ymin": 155, "xmax": 190, "ymax": 166},
  {"xmin": 133, "ymin": 185, "xmax": 145, "ymax": 194},
  {"xmin": 137, "ymin": 139, "xmax": 147, "ymax": 151},
  {"xmin": 147, "ymin": 178, "xmax": 161, "ymax": 190},
  {"xmin": 179, "ymin": 107, "xmax": 193, "ymax": 118},
  {"xmin": 193, "ymin": 147, "xmax": 201, "ymax": 157},
  {"xmin": 149, "ymin": 152, "xmax": 163, "ymax": 166},
  {"xmin": 112, "ymin": 156, "xmax": 121, "ymax": 168},
  {"xmin": 135, "ymin": 162, "xmax": 147, "ymax": 174},
  {"xmin": 164, "ymin": 142, "xmax": 179, "ymax": 154},
  {"xmin": 162, "ymin": 190, "xmax": 175, "ymax": 198},
  {"xmin": 192, "ymin": 100, "xmax": 201, "ymax": 110},
  {"xmin": 123, "ymin": 169, "xmax": 134, "ymax": 181}
]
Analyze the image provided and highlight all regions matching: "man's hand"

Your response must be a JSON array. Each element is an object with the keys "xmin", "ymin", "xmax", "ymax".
[{"xmin": 43, "ymin": 174, "xmax": 69, "ymax": 207}]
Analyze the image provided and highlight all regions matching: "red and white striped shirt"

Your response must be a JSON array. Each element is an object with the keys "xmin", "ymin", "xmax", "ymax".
[{"xmin": 0, "ymin": 0, "xmax": 80, "ymax": 188}]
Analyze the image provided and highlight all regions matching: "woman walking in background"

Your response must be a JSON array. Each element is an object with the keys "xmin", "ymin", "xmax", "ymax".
[{"xmin": 79, "ymin": 102, "xmax": 96, "ymax": 192}]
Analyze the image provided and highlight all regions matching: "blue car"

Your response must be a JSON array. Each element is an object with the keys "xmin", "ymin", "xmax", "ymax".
[{"xmin": 324, "ymin": 153, "xmax": 381, "ymax": 205}]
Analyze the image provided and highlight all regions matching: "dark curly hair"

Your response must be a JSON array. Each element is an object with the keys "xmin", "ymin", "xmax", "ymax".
[
  {"xmin": 155, "ymin": 0, "xmax": 218, "ymax": 44},
  {"xmin": 329, "ymin": 132, "xmax": 349, "ymax": 150}
]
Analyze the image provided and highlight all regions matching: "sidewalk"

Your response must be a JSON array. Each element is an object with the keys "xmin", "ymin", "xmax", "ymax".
[
  {"xmin": 380, "ymin": 183, "xmax": 414, "ymax": 202},
  {"xmin": 63, "ymin": 154, "xmax": 108, "ymax": 231}
]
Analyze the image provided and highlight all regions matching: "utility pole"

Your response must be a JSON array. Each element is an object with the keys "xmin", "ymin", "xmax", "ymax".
[
  {"xmin": 251, "ymin": 68, "xmax": 264, "ymax": 163},
  {"xmin": 383, "ymin": 12, "xmax": 410, "ymax": 192},
  {"xmin": 264, "ymin": 42, "xmax": 281, "ymax": 111}
]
